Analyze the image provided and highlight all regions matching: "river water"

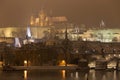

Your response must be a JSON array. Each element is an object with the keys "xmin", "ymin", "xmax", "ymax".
[{"xmin": 0, "ymin": 69, "xmax": 120, "ymax": 80}]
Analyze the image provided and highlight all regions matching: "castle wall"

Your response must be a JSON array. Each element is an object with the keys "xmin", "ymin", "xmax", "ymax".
[
  {"xmin": 0, "ymin": 26, "xmax": 50, "ymax": 39},
  {"xmin": 0, "ymin": 26, "xmax": 120, "ymax": 43}
]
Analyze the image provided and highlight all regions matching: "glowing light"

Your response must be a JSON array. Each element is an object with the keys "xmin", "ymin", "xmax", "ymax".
[
  {"xmin": 88, "ymin": 62, "xmax": 95, "ymax": 68},
  {"xmin": 30, "ymin": 22, "xmax": 34, "ymax": 25},
  {"xmin": 26, "ymin": 26, "xmax": 32, "ymax": 38},
  {"xmin": 114, "ymin": 67, "xmax": 116, "ymax": 69},
  {"xmin": 59, "ymin": 60, "xmax": 66, "ymax": 66},
  {"xmin": 24, "ymin": 60, "xmax": 27, "ymax": 66},
  {"xmin": 24, "ymin": 70, "xmax": 27, "ymax": 80},
  {"xmin": 83, "ymin": 38, "xmax": 87, "ymax": 41},
  {"xmin": 119, "ymin": 54, "xmax": 120, "ymax": 57},
  {"xmin": 75, "ymin": 72, "xmax": 79, "ymax": 78},
  {"xmin": 15, "ymin": 37, "xmax": 21, "ymax": 47},
  {"xmin": 107, "ymin": 62, "xmax": 116, "ymax": 68},
  {"xmin": 114, "ymin": 54, "xmax": 116, "ymax": 57},
  {"xmin": 0, "ymin": 61, "xmax": 3, "ymax": 67},
  {"xmin": 61, "ymin": 70, "xmax": 66, "ymax": 79}
]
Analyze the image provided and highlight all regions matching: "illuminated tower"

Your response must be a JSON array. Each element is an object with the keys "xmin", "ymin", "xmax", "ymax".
[
  {"xmin": 99, "ymin": 20, "xmax": 106, "ymax": 42},
  {"xmin": 26, "ymin": 26, "xmax": 32, "ymax": 39},
  {"xmin": 65, "ymin": 26, "xmax": 68, "ymax": 40},
  {"xmin": 30, "ymin": 9, "xmax": 52, "ymax": 27},
  {"xmin": 14, "ymin": 37, "xmax": 21, "ymax": 48},
  {"xmin": 100, "ymin": 20, "xmax": 105, "ymax": 28}
]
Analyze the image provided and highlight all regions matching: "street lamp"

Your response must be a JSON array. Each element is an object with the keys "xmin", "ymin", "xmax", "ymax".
[{"xmin": 24, "ymin": 60, "xmax": 27, "ymax": 66}]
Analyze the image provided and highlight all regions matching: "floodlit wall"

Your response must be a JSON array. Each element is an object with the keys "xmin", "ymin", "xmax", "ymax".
[
  {"xmin": 0, "ymin": 26, "xmax": 120, "ymax": 42},
  {"xmin": 0, "ymin": 27, "xmax": 50, "ymax": 39}
]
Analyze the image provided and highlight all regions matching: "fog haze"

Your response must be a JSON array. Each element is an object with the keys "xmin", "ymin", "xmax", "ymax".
[{"xmin": 0, "ymin": 0, "xmax": 120, "ymax": 27}]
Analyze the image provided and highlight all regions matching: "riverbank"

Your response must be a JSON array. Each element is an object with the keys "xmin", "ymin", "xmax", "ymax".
[
  {"xmin": 2, "ymin": 65, "xmax": 120, "ymax": 71},
  {"xmin": 11, "ymin": 65, "xmax": 78, "ymax": 70}
]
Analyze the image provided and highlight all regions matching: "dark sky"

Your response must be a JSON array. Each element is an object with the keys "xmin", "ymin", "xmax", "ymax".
[{"xmin": 0, "ymin": 0, "xmax": 120, "ymax": 27}]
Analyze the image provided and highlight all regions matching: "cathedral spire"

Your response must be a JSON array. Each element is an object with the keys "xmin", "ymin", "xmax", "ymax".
[
  {"xmin": 100, "ymin": 20, "xmax": 105, "ymax": 28},
  {"xmin": 65, "ymin": 26, "xmax": 68, "ymax": 40}
]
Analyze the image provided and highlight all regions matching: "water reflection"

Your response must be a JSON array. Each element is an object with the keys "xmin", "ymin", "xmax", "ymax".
[
  {"xmin": 24, "ymin": 70, "xmax": 28, "ymax": 80},
  {"xmin": 70, "ymin": 73, "xmax": 73, "ymax": 77},
  {"xmin": 85, "ymin": 73, "xmax": 88, "ymax": 80},
  {"xmin": 70, "ymin": 71, "xmax": 80, "ymax": 80},
  {"xmin": 113, "ymin": 70, "xmax": 116, "ymax": 80},
  {"xmin": 0, "ymin": 70, "xmax": 120, "ymax": 80},
  {"xmin": 102, "ymin": 75, "xmax": 106, "ymax": 80},
  {"xmin": 61, "ymin": 70, "xmax": 66, "ymax": 79},
  {"xmin": 89, "ymin": 70, "xmax": 96, "ymax": 80},
  {"xmin": 75, "ymin": 71, "xmax": 80, "ymax": 80},
  {"xmin": 75, "ymin": 71, "xmax": 79, "ymax": 79}
]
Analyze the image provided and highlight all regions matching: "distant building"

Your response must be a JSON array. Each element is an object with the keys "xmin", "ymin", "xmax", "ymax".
[
  {"xmin": 0, "ymin": 10, "xmax": 120, "ymax": 44},
  {"xmin": 0, "ymin": 9, "xmax": 69, "ymax": 44},
  {"xmin": 80, "ymin": 29, "xmax": 120, "ymax": 42},
  {"xmin": 30, "ymin": 9, "xmax": 67, "ymax": 27}
]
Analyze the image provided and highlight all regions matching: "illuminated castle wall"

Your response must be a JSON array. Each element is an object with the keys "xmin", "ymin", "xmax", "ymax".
[
  {"xmin": 0, "ymin": 26, "xmax": 120, "ymax": 43},
  {"xmin": 0, "ymin": 27, "xmax": 50, "ymax": 39},
  {"xmin": 80, "ymin": 29, "xmax": 120, "ymax": 42},
  {"xmin": 0, "ymin": 9, "xmax": 68, "ymax": 41}
]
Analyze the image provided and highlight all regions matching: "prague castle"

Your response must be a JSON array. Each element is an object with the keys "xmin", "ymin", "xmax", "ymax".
[
  {"xmin": 0, "ymin": 10, "xmax": 120, "ymax": 44},
  {"xmin": 0, "ymin": 9, "xmax": 68, "ymax": 43}
]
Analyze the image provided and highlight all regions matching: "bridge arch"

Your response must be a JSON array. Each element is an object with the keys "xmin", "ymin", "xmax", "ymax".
[{"xmin": 107, "ymin": 57, "xmax": 120, "ymax": 69}]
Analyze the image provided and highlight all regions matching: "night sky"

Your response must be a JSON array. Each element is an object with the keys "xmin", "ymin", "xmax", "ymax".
[{"xmin": 0, "ymin": 0, "xmax": 120, "ymax": 27}]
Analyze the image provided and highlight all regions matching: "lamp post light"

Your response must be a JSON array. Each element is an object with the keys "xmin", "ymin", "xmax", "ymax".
[{"xmin": 24, "ymin": 60, "xmax": 28, "ymax": 66}]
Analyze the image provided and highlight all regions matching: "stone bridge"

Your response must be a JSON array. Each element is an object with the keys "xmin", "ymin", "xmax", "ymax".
[
  {"xmin": 74, "ymin": 53, "xmax": 120, "ymax": 70},
  {"xmin": 69, "ymin": 41, "xmax": 120, "ymax": 70}
]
